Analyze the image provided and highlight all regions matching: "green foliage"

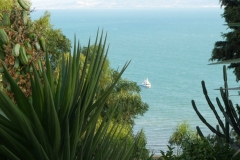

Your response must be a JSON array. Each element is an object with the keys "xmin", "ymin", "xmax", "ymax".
[
  {"xmin": 179, "ymin": 135, "xmax": 235, "ymax": 160},
  {"xmin": 96, "ymin": 117, "xmax": 132, "ymax": 140},
  {"xmin": 160, "ymin": 145, "xmax": 178, "ymax": 160},
  {"xmin": 0, "ymin": 1, "xmax": 72, "ymax": 100},
  {"xmin": 210, "ymin": 0, "xmax": 240, "ymax": 81},
  {"xmin": 0, "ymin": 32, "xmax": 146, "ymax": 159},
  {"xmin": 133, "ymin": 130, "xmax": 151, "ymax": 159},
  {"xmin": 81, "ymin": 45, "xmax": 112, "ymax": 90},
  {"xmin": 169, "ymin": 121, "xmax": 197, "ymax": 146},
  {"xmin": 0, "ymin": 0, "xmax": 31, "ymax": 17},
  {"xmin": 107, "ymin": 71, "xmax": 149, "ymax": 125},
  {"xmin": 0, "ymin": 0, "xmax": 14, "ymax": 16},
  {"xmin": 31, "ymin": 11, "xmax": 72, "ymax": 70},
  {"xmin": 160, "ymin": 122, "xmax": 237, "ymax": 160},
  {"xmin": 168, "ymin": 121, "xmax": 197, "ymax": 155}
]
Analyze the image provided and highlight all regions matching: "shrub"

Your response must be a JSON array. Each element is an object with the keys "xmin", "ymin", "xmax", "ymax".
[{"xmin": 160, "ymin": 122, "xmax": 237, "ymax": 160}]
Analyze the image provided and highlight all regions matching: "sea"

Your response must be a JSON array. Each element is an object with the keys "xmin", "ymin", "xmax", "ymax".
[{"xmin": 32, "ymin": 8, "xmax": 240, "ymax": 154}]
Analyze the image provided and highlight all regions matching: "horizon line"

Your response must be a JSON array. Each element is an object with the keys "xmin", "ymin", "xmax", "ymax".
[{"xmin": 32, "ymin": 6, "xmax": 222, "ymax": 10}]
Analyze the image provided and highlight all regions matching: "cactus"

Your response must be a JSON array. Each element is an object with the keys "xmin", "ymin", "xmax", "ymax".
[
  {"xmin": 0, "ymin": 29, "xmax": 9, "ymax": 44},
  {"xmin": 0, "ymin": 0, "xmax": 46, "ymax": 98},
  {"xmin": 24, "ymin": 40, "xmax": 32, "ymax": 51},
  {"xmin": 28, "ymin": 33, "xmax": 36, "ymax": 41},
  {"xmin": 13, "ymin": 58, "xmax": 20, "ymax": 69},
  {"xmin": 34, "ymin": 41, "xmax": 41, "ymax": 51},
  {"xmin": 196, "ymin": 126, "xmax": 204, "ymax": 138},
  {"xmin": 2, "ymin": 12, "xmax": 10, "ymax": 26},
  {"xmin": 19, "ymin": 46, "xmax": 28, "ymax": 64},
  {"xmin": 17, "ymin": 0, "xmax": 30, "ymax": 11},
  {"xmin": 12, "ymin": 44, "xmax": 20, "ymax": 57},
  {"xmin": 22, "ymin": 10, "xmax": 28, "ymax": 25},
  {"xmin": 192, "ymin": 65, "xmax": 240, "ymax": 149}
]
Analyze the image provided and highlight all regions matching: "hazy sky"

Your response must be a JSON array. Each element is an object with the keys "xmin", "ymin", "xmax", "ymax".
[{"xmin": 30, "ymin": 0, "xmax": 220, "ymax": 9}]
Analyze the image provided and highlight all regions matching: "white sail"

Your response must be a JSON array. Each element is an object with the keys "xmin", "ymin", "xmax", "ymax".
[{"xmin": 142, "ymin": 77, "xmax": 151, "ymax": 88}]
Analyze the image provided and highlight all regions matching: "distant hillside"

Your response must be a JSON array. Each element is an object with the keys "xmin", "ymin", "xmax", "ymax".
[{"xmin": 32, "ymin": 0, "xmax": 220, "ymax": 9}]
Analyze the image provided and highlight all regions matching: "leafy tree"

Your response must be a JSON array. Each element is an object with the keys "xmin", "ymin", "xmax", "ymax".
[
  {"xmin": 0, "ymin": 0, "xmax": 31, "ymax": 16},
  {"xmin": 210, "ymin": 0, "xmax": 240, "ymax": 81},
  {"xmin": 133, "ymin": 130, "xmax": 151, "ymax": 159},
  {"xmin": 30, "ymin": 11, "xmax": 72, "ymax": 70},
  {"xmin": 0, "ymin": 0, "xmax": 14, "ymax": 14},
  {"xmin": 168, "ymin": 121, "xmax": 197, "ymax": 155},
  {"xmin": 108, "ymin": 74, "xmax": 149, "ymax": 125}
]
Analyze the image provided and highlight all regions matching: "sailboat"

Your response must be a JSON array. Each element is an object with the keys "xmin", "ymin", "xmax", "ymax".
[{"xmin": 142, "ymin": 78, "xmax": 151, "ymax": 88}]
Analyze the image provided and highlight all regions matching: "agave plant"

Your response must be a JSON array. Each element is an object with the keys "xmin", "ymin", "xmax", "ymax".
[{"xmin": 0, "ymin": 32, "xmax": 143, "ymax": 159}]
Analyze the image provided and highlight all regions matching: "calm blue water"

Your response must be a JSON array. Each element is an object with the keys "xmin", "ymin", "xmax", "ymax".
[{"xmin": 32, "ymin": 8, "xmax": 240, "ymax": 153}]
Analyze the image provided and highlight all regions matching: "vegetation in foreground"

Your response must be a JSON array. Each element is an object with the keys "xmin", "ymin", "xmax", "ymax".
[{"xmin": 159, "ymin": 122, "xmax": 238, "ymax": 160}]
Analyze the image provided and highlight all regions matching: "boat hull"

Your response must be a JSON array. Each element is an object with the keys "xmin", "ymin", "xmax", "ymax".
[{"xmin": 141, "ymin": 84, "xmax": 151, "ymax": 88}]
